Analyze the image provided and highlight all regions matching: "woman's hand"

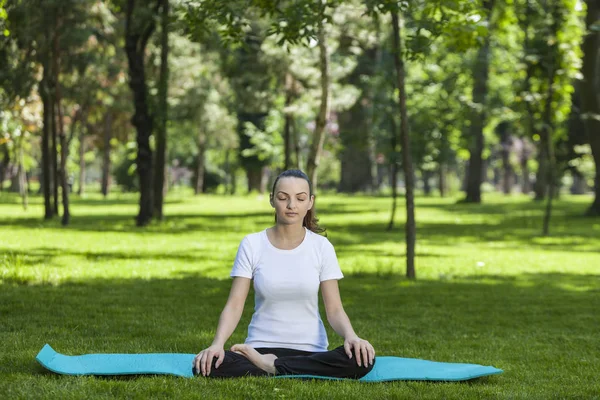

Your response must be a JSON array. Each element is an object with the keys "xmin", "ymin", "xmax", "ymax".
[
  {"xmin": 344, "ymin": 335, "xmax": 375, "ymax": 367},
  {"xmin": 193, "ymin": 344, "xmax": 225, "ymax": 376}
]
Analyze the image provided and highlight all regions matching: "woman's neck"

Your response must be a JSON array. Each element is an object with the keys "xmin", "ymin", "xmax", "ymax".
[{"xmin": 269, "ymin": 224, "xmax": 306, "ymax": 246}]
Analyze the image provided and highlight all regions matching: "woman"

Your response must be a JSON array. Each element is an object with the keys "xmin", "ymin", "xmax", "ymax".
[{"xmin": 193, "ymin": 169, "xmax": 375, "ymax": 378}]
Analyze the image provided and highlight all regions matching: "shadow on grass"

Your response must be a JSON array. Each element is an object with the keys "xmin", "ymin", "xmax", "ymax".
[
  {"xmin": 1, "ymin": 195, "xmax": 599, "ymax": 256},
  {"xmin": 0, "ymin": 212, "xmax": 272, "ymax": 234},
  {"xmin": 0, "ymin": 192, "xmax": 184, "ymax": 206},
  {"xmin": 0, "ymin": 247, "xmax": 231, "ymax": 271}
]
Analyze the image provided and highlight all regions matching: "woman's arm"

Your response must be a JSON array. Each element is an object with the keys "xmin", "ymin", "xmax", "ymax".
[
  {"xmin": 194, "ymin": 276, "xmax": 251, "ymax": 376},
  {"xmin": 321, "ymin": 279, "xmax": 357, "ymax": 339},
  {"xmin": 321, "ymin": 279, "xmax": 375, "ymax": 367},
  {"xmin": 211, "ymin": 276, "xmax": 251, "ymax": 347}
]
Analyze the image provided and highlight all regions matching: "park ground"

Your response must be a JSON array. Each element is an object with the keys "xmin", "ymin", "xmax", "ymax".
[{"xmin": 1, "ymin": 191, "xmax": 599, "ymax": 399}]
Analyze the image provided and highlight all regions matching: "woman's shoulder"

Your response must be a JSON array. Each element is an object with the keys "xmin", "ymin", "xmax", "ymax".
[
  {"xmin": 306, "ymin": 228, "xmax": 333, "ymax": 248},
  {"xmin": 238, "ymin": 230, "xmax": 266, "ymax": 250},
  {"xmin": 242, "ymin": 230, "xmax": 265, "ymax": 242}
]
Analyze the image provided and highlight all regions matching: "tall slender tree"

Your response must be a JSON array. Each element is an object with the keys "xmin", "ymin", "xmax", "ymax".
[
  {"xmin": 464, "ymin": 0, "xmax": 496, "ymax": 203},
  {"xmin": 124, "ymin": 0, "xmax": 160, "ymax": 226},
  {"xmin": 154, "ymin": 0, "xmax": 169, "ymax": 220},
  {"xmin": 581, "ymin": 0, "xmax": 600, "ymax": 216},
  {"xmin": 305, "ymin": 16, "xmax": 331, "ymax": 189}
]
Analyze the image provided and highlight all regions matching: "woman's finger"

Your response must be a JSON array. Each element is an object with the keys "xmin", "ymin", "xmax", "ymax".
[
  {"xmin": 194, "ymin": 352, "xmax": 203, "ymax": 375},
  {"xmin": 204, "ymin": 352, "xmax": 215, "ymax": 376},
  {"xmin": 353, "ymin": 343, "xmax": 362, "ymax": 367},
  {"xmin": 344, "ymin": 341, "xmax": 352, "ymax": 359},
  {"xmin": 206, "ymin": 352, "xmax": 213, "ymax": 376},
  {"xmin": 215, "ymin": 350, "xmax": 225, "ymax": 369},
  {"xmin": 200, "ymin": 352, "xmax": 208, "ymax": 376},
  {"xmin": 361, "ymin": 343, "xmax": 369, "ymax": 368},
  {"xmin": 367, "ymin": 345, "xmax": 375, "ymax": 365}
]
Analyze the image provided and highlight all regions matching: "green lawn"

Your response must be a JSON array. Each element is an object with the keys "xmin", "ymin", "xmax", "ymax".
[{"xmin": 1, "ymin": 191, "xmax": 599, "ymax": 399}]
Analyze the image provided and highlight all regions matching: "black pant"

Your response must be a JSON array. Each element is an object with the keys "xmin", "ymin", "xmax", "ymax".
[{"xmin": 199, "ymin": 346, "xmax": 375, "ymax": 379}]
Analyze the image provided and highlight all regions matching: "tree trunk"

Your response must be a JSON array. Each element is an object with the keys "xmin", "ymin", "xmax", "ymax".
[
  {"xmin": 519, "ymin": 138, "xmax": 532, "ymax": 194},
  {"xmin": 422, "ymin": 169, "xmax": 432, "ymax": 196},
  {"xmin": 58, "ymin": 119, "xmax": 70, "ymax": 225},
  {"xmin": 261, "ymin": 166, "xmax": 270, "ymax": 193},
  {"xmin": 153, "ymin": 0, "xmax": 169, "ymax": 220},
  {"xmin": 521, "ymin": 0, "xmax": 545, "ymax": 200},
  {"xmin": 224, "ymin": 149, "xmax": 233, "ymax": 195},
  {"xmin": 125, "ymin": 0, "xmax": 156, "ymax": 226},
  {"xmin": 292, "ymin": 117, "xmax": 301, "ymax": 170},
  {"xmin": 582, "ymin": 0, "xmax": 600, "ymax": 216},
  {"xmin": 338, "ymin": 40, "xmax": 377, "ymax": 193},
  {"xmin": 391, "ymin": 11, "xmax": 416, "ymax": 280},
  {"xmin": 339, "ymin": 102, "xmax": 373, "ymax": 193},
  {"xmin": 570, "ymin": 168, "xmax": 586, "ymax": 194},
  {"xmin": 521, "ymin": 160, "xmax": 531, "ymax": 194},
  {"xmin": 501, "ymin": 146, "xmax": 512, "ymax": 195},
  {"xmin": 78, "ymin": 124, "xmax": 85, "ymax": 196},
  {"xmin": 18, "ymin": 138, "xmax": 28, "ymax": 210},
  {"xmin": 464, "ymin": 0, "xmax": 495, "ymax": 203},
  {"xmin": 283, "ymin": 71, "xmax": 293, "ymax": 171},
  {"xmin": 369, "ymin": 17, "xmax": 383, "ymax": 192},
  {"xmin": 195, "ymin": 132, "xmax": 206, "ymax": 195},
  {"xmin": 238, "ymin": 112, "xmax": 267, "ymax": 192},
  {"xmin": 542, "ymin": 5, "xmax": 560, "ymax": 236},
  {"xmin": 0, "ymin": 145, "xmax": 9, "ymax": 192},
  {"xmin": 41, "ymin": 66, "xmax": 53, "ymax": 219},
  {"xmin": 54, "ymin": 27, "xmax": 70, "ymax": 226},
  {"xmin": 438, "ymin": 163, "xmax": 447, "ymax": 197},
  {"xmin": 305, "ymin": 21, "xmax": 330, "ymax": 190},
  {"xmin": 247, "ymin": 169, "xmax": 262, "ymax": 193},
  {"xmin": 387, "ymin": 114, "xmax": 399, "ymax": 230},
  {"xmin": 101, "ymin": 112, "xmax": 112, "ymax": 197},
  {"xmin": 534, "ymin": 147, "xmax": 548, "ymax": 200},
  {"xmin": 9, "ymin": 165, "xmax": 19, "ymax": 193},
  {"xmin": 50, "ymin": 74, "xmax": 59, "ymax": 216},
  {"xmin": 229, "ymin": 150, "xmax": 237, "ymax": 195}
]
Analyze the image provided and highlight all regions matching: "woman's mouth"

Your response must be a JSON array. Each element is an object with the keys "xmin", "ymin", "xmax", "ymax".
[{"xmin": 285, "ymin": 212, "xmax": 298, "ymax": 216}]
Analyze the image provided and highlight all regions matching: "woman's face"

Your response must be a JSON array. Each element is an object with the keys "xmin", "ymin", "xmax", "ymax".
[{"xmin": 270, "ymin": 177, "xmax": 314, "ymax": 226}]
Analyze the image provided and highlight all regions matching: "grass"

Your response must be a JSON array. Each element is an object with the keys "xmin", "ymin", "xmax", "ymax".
[{"xmin": 1, "ymin": 191, "xmax": 599, "ymax": 399}]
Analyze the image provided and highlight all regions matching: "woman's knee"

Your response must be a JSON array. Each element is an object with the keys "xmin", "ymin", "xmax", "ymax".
[
  {"xmin": 332, "ymin": 346, "xmax": 376, "ymax": 378},
  {"xmin": 351, "ymin": 355, "xmax": 375, "ymax": 378}
]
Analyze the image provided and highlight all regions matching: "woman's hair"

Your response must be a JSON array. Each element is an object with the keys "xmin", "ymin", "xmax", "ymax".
[{"xmin": 270, "ymin": 169, "xmax": 326, "ymax": 235}]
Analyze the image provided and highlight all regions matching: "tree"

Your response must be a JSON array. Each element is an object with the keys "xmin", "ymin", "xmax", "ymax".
[
  {"xmin": 154, "ymin": 0, "xmax": 169, "ymax": 220},
  {"xmin": 388, "ymin": 10, "xmax": 416, "ymax": 279},
  {"xmin": 464, "ymin": 0, "xmax": 496, "ymax": 203},
  {"xmin": 581, "ymin": 0, "xmax": 600, "ymax": 216},
  {"xmin": 2, "ymin": 0, "xmax": 97, "ymax": 222},
  {"xmin": 305, "ymin": 11, "xmax": 331, "ymax": 189},
  {"xmin": 182, "ymin": 0, "xmax": 344, "ymax": 191},
  {"xmin": 123, "ymin": 0, "xmax": 160, "ymax": 226}
]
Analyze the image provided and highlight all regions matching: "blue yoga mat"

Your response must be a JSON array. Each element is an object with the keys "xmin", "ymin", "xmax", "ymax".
[{"xmin": 36, "ymin": 344, "xmax": 503, "ymax": 382}]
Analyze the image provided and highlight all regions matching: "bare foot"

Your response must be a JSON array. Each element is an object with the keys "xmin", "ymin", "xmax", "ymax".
[{"xmin": 231, "ymin": 344, "xmax": 278, "ymax": 375}]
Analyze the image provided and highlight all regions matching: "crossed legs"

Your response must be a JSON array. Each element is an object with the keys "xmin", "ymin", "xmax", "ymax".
[{"xmin": 198, "ymin": 344, "xmax": 375, "ymax": 379}]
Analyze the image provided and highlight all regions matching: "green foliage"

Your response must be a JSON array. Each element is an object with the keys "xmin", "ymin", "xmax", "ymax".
[
  {"xmin": 181, "ymin": 0, "xmax": 340, "ymax": 46},
  {"xmin": 513, "ymin": 0, "xmax": 584, "ymax": 139},
  {"xmin": 112, "ymin": 142, "xmax": 138, "ymax": 192},
  {"xmin": 364, "ymin": 0, "xmax": 484, "ymax": 58},
  {"xmin": 241, "ymin": 107, "xmax": 283, "ymax": 163},
  {"xmin": 0, "ymin": 0, "xmax": 593, "ymax": 203},
  {"xmin": 166, "ymin": 33, "xmax": 237, "ymax": 178}
]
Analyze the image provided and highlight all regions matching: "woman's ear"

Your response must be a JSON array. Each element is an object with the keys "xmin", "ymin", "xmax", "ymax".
[
  {"xmin": 308, "ymin": 194, "xmax": 315, "ymax": 210},
  {"xmin": 269, "ymin": 194, "xmax": 274, "ymax": 207}
]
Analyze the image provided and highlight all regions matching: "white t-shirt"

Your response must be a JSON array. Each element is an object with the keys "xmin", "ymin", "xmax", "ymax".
[{"xmin": 230, "ymin": 227, "xmax": 344, "ymax": 352}]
